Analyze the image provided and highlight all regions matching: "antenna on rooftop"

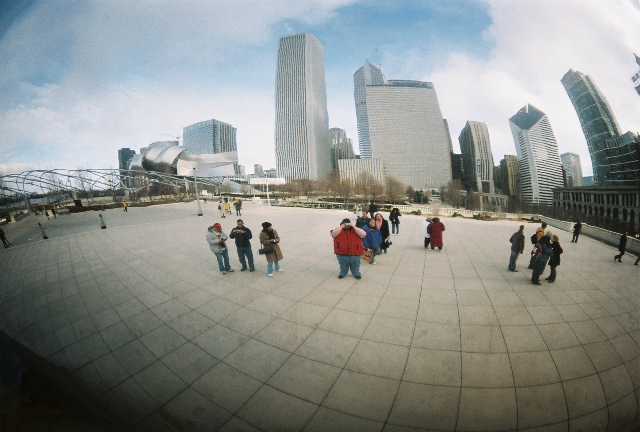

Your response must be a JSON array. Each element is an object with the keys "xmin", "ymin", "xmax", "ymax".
[{"xmin": 159, "ymin": 133, "xmax": 181, "ymax": 144}]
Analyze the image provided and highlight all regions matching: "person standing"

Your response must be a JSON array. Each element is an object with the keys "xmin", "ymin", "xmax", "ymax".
[
  {"xmin": 45, "ymin": 210, "xmax": 50, "ymax": 220},
  {"xmin": 368, "ymin": 201, "xmax": 379, "ymax": 217},
  {"xmin": 0, "ymin": 227, "xmax": 11, "ymax": 248},
  {"xmin": 528, "ymin": 222, "xmax": 548, "ymax": 269},
  {"xmin": 571, "ymin": 221, "xmax": 582, "ymax": 243},
  {"xmin": 531, "ymin": 231, "xmax": 553, "ymax": 285},
  {"xmin": 223, "ymin": 201, "xmax": 231, "ymax": 215},
  {"xmin": 206, "ymin": 223, "xmax": 234, "ymax": 274},
  {"xmin": 508, "ymin": 225, "xmax": 525, "ymax": 272},
  {"xmin": 123, "ymin": 201, "xmax": 128, "ymax": 212},
  {"xmin": 229, "ymin": 219, "xmax": 255, "ymax": 272},
  {"xmin": 389, "ymin": 208, "xmax": 401, "ymax": 235},
  {"xmin": 362, "ymin": 219, "xmax": 383, "ymax": 265},
  {"xmin": 356, "ymin": 211, "xmax": 371, "ymax": 229},
  {"xmin": 331, "ymin": 218, "xmax": 367, "ymax": 279},
  {"xmin": 218, "ymin": 201, "xmax": 226, "ymax": 218},
  {"xmin": 614, "ymin": 232, "xmax": 628, "ymax": 263},
  {"xmin": 421, "ymin": 218, "xmax": 432, "ymax": 248},
  {"xmin": 375, "ymin": 213, "xmax": 391, "ymax": 254},
  {"xmin": 51, "ymin": 208, "xmax": 57, "ymax": 219},
  {"xmin": 546, "ymin": 235, "xmax": 563, "ymax": 282},
  {"xmin": 234, "ymin": 199, "xmax": 242, "ymax": 216},
  {"xmin": 259, "ymin": 222, "xmax": 283, "ymax": 277},
  {"xmin": 429, "ymin": 217, "xmax": 446, "ymax": 251}
]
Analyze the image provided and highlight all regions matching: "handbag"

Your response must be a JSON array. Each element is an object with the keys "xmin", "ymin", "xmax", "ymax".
[
  {"xmin": 361, "ymin": 249, "xmax": 373, "ymax": 262},
  {"xmin": 259, "ymin": 245, "xmax": 275, "ymax": 255}
]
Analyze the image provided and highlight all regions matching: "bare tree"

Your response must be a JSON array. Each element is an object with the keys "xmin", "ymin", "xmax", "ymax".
[
  {"xmin": 406, "ymin": 185, "xmax": 415, "ymax": 202},
  {"xmin": 443, "ymin": 179, "xmax": 464, "ymax": 208},
  {"xmin": 355, "ymin": 171, "xmax": 384, "ymax": 201},
  {"xmin": 385, "ymin": 176, "xmax": 405, "ymax": 203}
]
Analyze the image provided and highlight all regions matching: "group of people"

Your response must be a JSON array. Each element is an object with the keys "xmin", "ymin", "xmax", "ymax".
[
  {"xmin": 615, "ymin": 231, "xmax": 640, "ymax": 265},
  {"xmin": 218, "ymin": 199, "xmax": 242, "ymax": 218},
  {"xmin": 508, "ymin": 222, "xmax": 563, "ymax": 284},
  {"xmin": 206, "ymin": 219, "xmax": 282, "ymax": 276},
  {"xmin": 421, "ymin": 217, "xmax": 445, "ymax": 251}
]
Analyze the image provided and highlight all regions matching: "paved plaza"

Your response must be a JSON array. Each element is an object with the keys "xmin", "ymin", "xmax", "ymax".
[{"xmin": 0, "ymin": 202, "xmax": 639, "ymax": 431}]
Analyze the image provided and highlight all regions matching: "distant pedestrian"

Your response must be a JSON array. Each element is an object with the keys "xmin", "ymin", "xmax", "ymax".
[
  {"xmin": 614, "ymin": 232, "xmax": 628, "ymax": 263},
  {"xmin": 234, "ymin": 200, "xmax": 242, "ymax": 216},
  {"xmin": 508, "ymin": 225, "xmax": 525, "ymax": 271},
  {"xmin": 51, "ymin": 208, "xmax": 57, "ymax": 219},
  {"xmin": 0, "ymin": 227, "xmax": 11, "ymax": 248},
  {"xmin": 389, "ymin": 208, "xmax": 401, "ymax": 235},
  {"xmin": 368, "ymin": 201, "xmax": 379, "ymax": 217},
  {"xmin": 528, "ymin": 222, "xmax": 548, "ymax": 269},
  {"xmin": 356, "ymin": 211, "xmax": 371, "ymax": 229},
  {"xmin": 546, "ymin": 235, "xmax": 563, "ymax": 282},
  {"xmin": 531, "ymin": 231, "xmax": 553, "ymax": 285},
  {"xmin": 224, "ymin": 202, "xmax": 231, "ymax": 215},
  {"xmin": 421, "ymin": 218, "xmax": 432, "ymax": 248},
  {"xmin": 206, "ymin": 222, "xmax": 234, "ymax": 274},
  {"xmin": 229, "ymin": 219, "xmax": 255, "ymax": 272},
  {"xmin": 123, "ymin": 201, "xmax": 128, "ymax": 212},
  {"xmin": 331, "ymin": 218, "xmax": 367, "ymax": 279},
  {"xmin": 203, "ymin": 197, "xmax": 207, "ymax": 204},
  {"xmin": 429, "ymin": 217, "xmax": 446, "ymax": 251},
  {"xmin": 259, "ymin": 222, "xmax": 283, "ymax": 277},
  {"xmin": 45, "ymin": 210, "xmax": 50, "ymax": 220},
  {"xmin": 362, "ymin": 219, "xmax": 383, "ymax": 265},
  {"xmin": 375, "ymin": 213, "xmax": 391, "ymax": 254},
  {"xmin": 571, "ymin": 221, "xmax": 581, "ymax": 243},
  {"xmin": 218, "ymin": 201, "xmax": 226, "ymax": 218}
]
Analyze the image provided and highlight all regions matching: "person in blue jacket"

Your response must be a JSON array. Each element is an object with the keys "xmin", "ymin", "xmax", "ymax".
[
  {"xmin": 362, "ymin": 218, "xmax": 383, "ymax": 265},
  {"xmin": 531, "ymin": 231, "xmax": 553, "ymax": 285}
]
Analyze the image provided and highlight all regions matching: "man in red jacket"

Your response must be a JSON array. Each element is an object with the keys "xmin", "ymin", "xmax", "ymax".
[{"xmin": 331, "ymin": 218, "xmax": 367, "ymax": 279}]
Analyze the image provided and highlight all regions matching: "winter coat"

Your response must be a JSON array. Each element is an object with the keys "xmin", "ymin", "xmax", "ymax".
[
  {"xmin": 573, "ymin": 222, "xmax": 582, "ymax": 234},
  {"xmin": 362, "ymin": 226, "xmax": 383, "ymax": 250},
  {"xmin": 368, "ymin": 203, "xmax": 379, "ymax": 216},
  {"xmin": 429, "ymin": 222, "xmax": 446, "ymax": 248},
  {"xmin": 378, "ymin": 219, "xmax": 391, "ymax": 250},
  {"xmin": 206, "ymin": 227, "xmax": 229, "ymax": 254},
  {"xmin": 356, "ymin": 216, "xmax": 371, "ymax": 229},
  {"xmin": 549, "ymin": 242, "xmax": 563, "ymax": 267},
  {"xmin": 536, "ymin": 226, "xmax": 545, "ymax": 242},
  {"xmin": 510, "ymin": 231, "xmax": 525, "ymax": 253},
  {"xmin": 389, "ymin": 212, "xmax": 401, "ymax": 224},
  {"xmin": 421, "ymin": 220, "xmax": 431, "ymax": 238},
  {"xmin": 259, "ymin": 229, "xmax": 283, "ymax": 262},
  {"xmin": 618, "ymin": 234, "xmax": 627, "ymax": 252},
  {"xmin": 229, "ymin": 226, "xmax": 253, "ymax": 248},
  {"xmin": 536, "ymin": 236, "xmax": 553, "ymax": 263}
]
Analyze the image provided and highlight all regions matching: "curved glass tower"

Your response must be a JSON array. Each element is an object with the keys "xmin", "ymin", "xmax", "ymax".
[{"xmin": 354, "ymin": 62, "xmax": 386, "ymax": 158}]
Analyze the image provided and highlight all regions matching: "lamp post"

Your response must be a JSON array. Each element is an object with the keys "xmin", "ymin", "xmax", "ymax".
[
  {"xmin": 265, "ymin": 174, "xmax": 271, "ymax": 206},
  {"xmin": 193, "ymin": 167, "xmax": 203, "ymax": 216}
]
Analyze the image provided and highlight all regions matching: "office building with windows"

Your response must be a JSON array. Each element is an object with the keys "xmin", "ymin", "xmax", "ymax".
[
  {"xmin": 275, "ymin": 33, "xmax": 331, "ymax": 181},
  {"xmin": 354, "ymin": 62, "xmax": 386, "ymax": 158},
  {"xmin": 329, "ymin": 128, "xmax": 356, "ymax": 170},
  {"xmin": 365, "ymin": 80, "xmax": 452, "ymax": 190},
  {"xmin": 509, "ymin": 104, "xmax": 564, "ymax": 205},
  {"xmin": 602, "ymin": 132, "xmax": 640, "ymax": 186},
  {"xmin": 560, "ymin": 152, "xmax": 583, "ymax": 187},
  {"xmin": 182, "ymin": 119, "xmax": 237, "ymax": 155},
  {"xmin": 338, "ymin": 158, "xmax": 384, "ymax": 186},
  {"xmin": 499, "ymin": 155, "xmax": 520, "ymax": 198},
  {"xmin": 458, "ymin": 121, "xmax": 496, "ymax": 194},
  {"xmin": 254, "ymin": 164, "xmax": 264, "ymax": 177},
  {"xmin": 632, "ymin": 53, "xmax": 640, "ymax": 96},
  {"xmin": 117, "ymin": 148, "xmax": 136, "ymax": 187}
]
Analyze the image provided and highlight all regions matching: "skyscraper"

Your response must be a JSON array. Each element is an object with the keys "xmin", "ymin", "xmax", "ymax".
[
  {"xmin": 560, "ymin": 152, "xmax": 584, "ymax": 187},
  {"xmin": 354, "ymin": 62, "xmax": 386, "ymax": 158},
  {"xmin": 458, "ymin": 121, "xmax": 495, "ymax": 194},
  {"xmin": 254, "ymin": 164, "xmax": 264, "ymax": 177},
  {"xmin": 632, "ymin": 53, "xmax": 640, "ymax": 96},
  {"xmin": 117, "ymin": 148, "xmax": 136, "ymax": 187},
  {"xmin": 561, "ymin": 69, "xmax": 622, "ymax": 184},
  {"xmin": 500, "ymin": 155, "xmax": 520, "ymax": 197},
  {"xmin": 509, "ymin": 104, "xmax": 564, "ymax": 204},
  {"xmin": 365, "ymin": 80, "xmax": 452, "ymax": 190},
  {"xmin": 275, "ymin": 33, "xmax": 331, "ymax": 181},
  {"xmin": 329, "ymin": 128, "xmax": 355, "ymax": 170},
  {"xmin": 183, "ymin": 119, "xmax": 237, "ymax": 155}
]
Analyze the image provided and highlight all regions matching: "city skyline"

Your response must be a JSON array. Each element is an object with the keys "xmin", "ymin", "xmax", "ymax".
[{"xmin": 1, "ymin": 1, "xmax": 639, "ymax": 177}]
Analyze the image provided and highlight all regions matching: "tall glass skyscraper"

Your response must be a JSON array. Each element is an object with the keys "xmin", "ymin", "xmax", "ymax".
[
  {"xmin": 560, "ymin": 152, "xmax": 583, "ymax": 187},
  {"xmin": 353, "ymin": 62, "xmax": 386, "ymax": 158},
  {"xmin": 632, "ymin": 54, "xmax": 640, "ymax": 96},
  {"xmin": 561, "ymin": 69, "xmax": 621, "ymax": 184},
  {"xmin": 458, "ymin": 121, "xmax": 496, "ymax": 194},
  {"xmin": 509, "ymin": 104, "xmax": 564, "ymax": 205},
  {"xmin": 365, "ymin": 80, "xmax": 452, "ymax": 190},
  {"xmin": 274, "ymin": 33, "xmax": 331, "ymax": 181},
  {"xmin": 182, "ymin": 119, "xmax": 237, "ymax": 155},
  {"xmin": 329, "ymin": 128, "xmax": 355, "ymax": 170}
]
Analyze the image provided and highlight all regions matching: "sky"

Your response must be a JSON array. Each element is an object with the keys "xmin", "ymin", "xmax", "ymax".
[{"xmin": 1, "ymin": 0, "xmax": 639, "ymax": 177}]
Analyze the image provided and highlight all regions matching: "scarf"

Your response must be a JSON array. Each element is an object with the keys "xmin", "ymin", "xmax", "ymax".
[{"xmin": 376, "ymin": 219, "xmax": 382, "ymax": 230}]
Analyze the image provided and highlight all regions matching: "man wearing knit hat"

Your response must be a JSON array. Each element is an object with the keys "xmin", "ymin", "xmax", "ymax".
[
  {"xmin": 206, "ymin": 222, "xmax": 234, "ymax": 274},
  {"xmin": 331, "ymin": 218, "xmax": 367, "ymax": 279}
]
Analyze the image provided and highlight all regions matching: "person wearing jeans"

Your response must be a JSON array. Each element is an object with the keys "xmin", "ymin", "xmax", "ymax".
[
  {"xmin": 206, "ymin": 222, "xmax": 234, "ymax": 274},
  {"xmin": 389, "ymin": 208, "xmax": 401, "ymax": 235},
  {"xmin": 508, "ymin": 225, "xmax": 525, "ymax": 272},
  {"xmin": 229, "ymin": 219, "xmax": 255, "ymax": 272},
  {"xmin": 259, "ymin": 222, "xmax": 283, "ymax": 277},
  {"xmin": 332, "ymin": 218, "xmax": 367, "ymax": 279}
]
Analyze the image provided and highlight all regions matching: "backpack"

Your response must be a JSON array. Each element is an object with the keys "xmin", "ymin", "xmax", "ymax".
[
  {"xmin": 531, "ymin": 244, "xmax": 541, "ymax": 258},
  {"xmin": 530, "ymin": 233, "xmax": 537, "ymax": 244}
]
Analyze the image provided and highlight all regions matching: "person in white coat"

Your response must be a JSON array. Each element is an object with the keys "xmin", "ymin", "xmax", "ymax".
[{"xmin": 421, "ymin": 218, "xmax": 432, "ymax": 249}]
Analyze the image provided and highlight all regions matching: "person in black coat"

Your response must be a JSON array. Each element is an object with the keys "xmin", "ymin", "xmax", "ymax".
[
  {"xmin": 389, "ymin": 208, "xmax": 401, "ymax": 235},
  {"xmin": 571, "ymin": 221, "xmax": 582, "ymax": 243},
  {"xmin": 368, "ymin": 201, "xmax": 379, "ymax": 217},
  {"xmin": 614, "ymin": 232, "xmax": 628, "ymax": 262},
  {"xmin": 374, "ymin": 213, "xmax": 391, "ymax": 254},
  {"xmin": 546, "ymin": 235, "xmax": 563, "ymax": 282},
  {"xmin": 229, "ymin": 219, "xmax": 255, "ymax": 271}
]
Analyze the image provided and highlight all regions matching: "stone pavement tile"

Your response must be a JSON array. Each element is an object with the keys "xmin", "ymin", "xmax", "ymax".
[
  {"xmin": 221, "ymin": 286, "xmax": 265, "ymax": 306},
  {"xmin": 168, "ymin": 309, "xmax": 216, "ymax": 340},
  {"xmin": 579, "ymin": 302, "xmax": 611, "ymax": 320},
  {"xmin": 91, "ymin": 307, "xmax": 123, "ymax": 331},
  {"xmin": 346, "ymin": 339, "xmax": 409, "ymax": 380},
  {"xmin": 416, "ymin": 303, "xmax": 459, "ymax": 324},
  {"xmin": 456, "ymin": 290, "xmax": 491, "ymax": 306},
  {"xmin": 295, "ymin": 329, "xmax": 359, "ymax": 368},
  {"xmin": 72, "ymin": 316, "xmax": 99, "ymax": 340},
  {"xmin": 104, "ymin": 290, "xmax": 137, "ymax": 309},
  {"xmin": 301, "ymin": 288, "xmax": 345, "ymax": 308},
  {"xmin": 554, "ymin": 304, "xmax": 591, "ymax": 322},
  {"xmin": 610, "ymin": 334, "xmax": 640, "ymax": 362},
  {"xmin": 175, "ymin": 289, "xmax": 216, "ymax": 309},
  {"xmin": 461, "ymin": 352, "xmax": 513, "ymax": 388},
  {"xmin": 127, "ymin": 280, "xmax": 157, "ymax": 297},
  {"xmin": 271, "ymin": 283, "xmax": 316, "ymax": 302},
  {"xmin": 161, "ymin": 341, "xmax": 218, "ymax": 385},
  {"xmin": 111, "ymin": 338, "xmax": 157, "ymax": 375},
  {"xmin": 78, "ymin": 332, "xmax": 110, "ymax": 361},
  {"xmin": 194, "ymin": 324, "xmax": 249, "ymax": 360},
  {"xmin": 99, "ymin": 377, "xmax": 157, "ymax": 426},
  {"xmin": 383, "ymin": 285, "xmax": 421, "ymax": 302},
  {"xmin": 412, "ymin": 321, "xmax": 460, "ymax": 351},
  {"xmin": 267, "ymin": 354, "xmax": 342, "ymax": 404},
  {"xmin": 322, "ymin": 370, "xmax": 400, "ymax": 423},
  {"xmin": 280, "ymin": 302, "xmax": 332, "ymax": 328},
  {"xmin": 544, "ymin": 291, "xmax": 576, "ymax": 306},
  {"xmin": 150, "ymin": 298, "xmax": 191, "ymax": 323},
  {"xmin": 136, "ymin": 289, "xmax": 173, "ymax": 309},
  {"xmin": 304, "ymin": 406, "xmax": 383, "ymax": 432},
  {"xmin": 318, "ymin": 309, "xmax": 372, "ymax": 338},
  {"xmin": 74, "ymin": 362, "xmax": 111, "ymax": 397},
  {"xmin": 113, "ymin": 297, "xmax": 146, "ymax": 319},
  {"xmin": 195, "ymin": 297, "xmax": 242, "ymax": 323},
  {"xmin": 624, "ymin": 357, "xmax": 640, "ymax": 389},
  {"xmin": 155, "ymin": 387, "xmax": 232, "ymax": 432},
  {"xmin": 122, "ymin": 309, "xmax": 163, "ymax": 338},
  {"xmin": 607, "ymin": 393, "xmax": 637, "ymax": 432},
  {"xmin": 599, "ymin": 300, "xmax": 627, "ymax": 316},
  {"xmin": 139, "ymin": 324, "xmax": 187, "ymax": 358},
  {"xmin": 537, "ymin": 323, "xmax": 581, "ymax": 350},
  {"xmin": 317, "ymin": 277, "xmax": 354, "ymax": 293},
  {"xmin": 494, "ymin": 305, "xmax": 535, "ymax": 326},
  {"xmin": 350, "ymin": 282, "xmax": 389, "ymax": 298},
  {"xmin": 562, "ymin": 374, "xmax": 607, "ymax": 418},
  {"xmin": 501, "ymin": 325, "xmax": 548, "ymax": 353},
  {"xmin": 58, "ymin": 341, "xmax": 90, "ymax": 371},
  {"xmin": 254, "ymin": 318, "xmax": 314, "ymax": 352},
  {"xmin": 566, "ymin": 290, "xmax": 594, "ymax": 303},
  {"xmin": 460, "ymin": 325, "xmax": 507, "ymax": 353},
  {"xmin": 525, "ymin": 305, "xmax": 565, "ymax": 325},
  {"xmin": 224, "ymin": 339, "xmax": 290, "ymax": 382},
  {"xmin": 218, "ymin": 417, "xmax": 262, "ymax": 432},
  {"xmin": 387, "ymin": 382, "xmax": 459, "ymax": 430},
  {"xmin": 403, "ymin": 347, "xmax": 461, "ymax": 386},
  {"xmin": 100, "ymin": 321, "xmax": 136, "ymax": 351},
  {"xmin": 335, "ymin": 293, "xmax": 381, "ymax": 315},
  {"xmin": 458, "ymin": 305, "xmax": 499, "ymax": 326},
  {"xmin": 517, "ymin": 291, "xmax": 552, "ymax": 306},
  {"xmin": 517, "ymin": 422, "xmax": 569, "ymax": 432},
  {"xmin": 599, "ymin": 364, "xmax": 635, "ymax": 405},
  {"xmin": 388, "ymin": 274, "xmax": 422, "ymax": 290},
  {"xmin": 132, "ymin": 360, "xmax": 188, "ymax": 405},
  {"xmin": 238, "ymin": 385, "xmax": 318, "ymax": 431},
  {"xmin": 615, "ymin": 313, "xmax": 640, "ymax": 333},
  {"xmin": 163, "ymin": 280, "xmax": 202, "ymax": 297},
  {"xmin": 457, "ymin": 388, "xmax": 517, "ymax": 432},
  {"xmin": 420, "ymin": 289, "xmax": 457, "ymax": 305},
  {"xmin": 362, "ymin": 316, "xmax": 415, "ymax": 347},
  {"xmin": 516, "ymin": 383, "xmax": 568, "ymax": 429},
  {"xmin": 583, "ymin": 340, "xmax": 624, "ymax": 372},
  {"xmin": 486, "ymin": 291, "xmax": 523, "ymax": 306},
  {"xmin": 221, "ymin": 307, "xmax": 275, "ymax": 337},
  {"xmin": 423, "ymin": 277, "xmax": 455, "ymax": 290},
  {"xmin": 567, "ymin": 408, "xmax": 608, "ymax": 432},
  {"xmin": 192, "ymin": 362, "xmax": 262, "ymax": 412},
  {"xmin": 510, "ymin": 351, "xmax": 561, "ymax": 386},
  {"xmin": 92, "ymin": 352, "xmax": 130, "ymax": 390},
  {"xmin": 245, "ymin": 293, "xmax": 297, "ymax": 317},
  {"xmin": 551, "ymin": 346, "xmax": 597, "ymax": 381}
]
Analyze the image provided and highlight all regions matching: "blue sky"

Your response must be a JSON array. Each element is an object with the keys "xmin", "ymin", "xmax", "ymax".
[{"xmin": 1, "ymin": 0, "xmax": 639, "ymax": 177}]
